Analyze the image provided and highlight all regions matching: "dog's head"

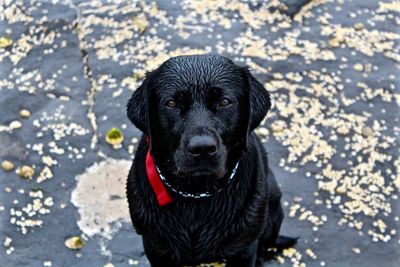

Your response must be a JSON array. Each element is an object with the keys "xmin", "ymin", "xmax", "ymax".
[{"xmin": 127, "ymin": 55, "xmax": 270, "ymax": 192}]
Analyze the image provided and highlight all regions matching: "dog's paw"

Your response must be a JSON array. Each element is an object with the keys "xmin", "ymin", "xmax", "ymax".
[{"xmin": 274, "ymin": 235, "xmax": 298, "ymax": 249}]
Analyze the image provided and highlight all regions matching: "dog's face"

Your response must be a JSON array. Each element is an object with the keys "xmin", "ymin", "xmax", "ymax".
[{"xmin": 127, "ymin": 55, "xmax": 270, "ymax": 193}]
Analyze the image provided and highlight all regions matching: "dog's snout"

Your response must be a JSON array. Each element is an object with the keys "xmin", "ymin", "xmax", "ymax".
[{"xmin": 188, "ymin": 135, "xmax": 217, "ymax": 156}]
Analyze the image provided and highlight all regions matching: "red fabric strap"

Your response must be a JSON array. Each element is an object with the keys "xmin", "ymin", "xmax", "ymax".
[{"xmin": 145, "ymin": 147, "xmax": 173, "ymax": 206}]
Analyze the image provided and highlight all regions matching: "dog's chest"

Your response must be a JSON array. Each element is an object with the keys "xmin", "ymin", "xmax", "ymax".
[{"xmin": 159, "ymin": 203, "xmax": 233, "ymax": 261}]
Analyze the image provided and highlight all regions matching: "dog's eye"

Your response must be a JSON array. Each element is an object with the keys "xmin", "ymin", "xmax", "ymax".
[
  {"xmin": 219, "ymin": 98, "xmax": 231, "ymax": 107},
  {"xmin": 166, "ymin": 100, "xmax": 176, "ymax": 108}
]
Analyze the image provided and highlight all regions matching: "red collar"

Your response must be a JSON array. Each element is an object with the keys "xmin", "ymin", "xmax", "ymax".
[
  {"xmin": 145, "ymin": 138, "xmax": 173, "ymax": 206},
  {"xmin": 144, "ymin": 137, "xmax": 239, "ymax": 206}
]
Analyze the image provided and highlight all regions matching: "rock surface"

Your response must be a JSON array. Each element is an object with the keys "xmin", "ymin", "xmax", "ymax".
[{"xmin": 0, "ymin": 0, "xmax": 399, "ymax": 266}]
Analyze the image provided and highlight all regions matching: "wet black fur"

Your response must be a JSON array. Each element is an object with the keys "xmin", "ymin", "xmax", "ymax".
[{"xmin": 126, "ymin": 55, "xmax": 296, "ymax": 266}]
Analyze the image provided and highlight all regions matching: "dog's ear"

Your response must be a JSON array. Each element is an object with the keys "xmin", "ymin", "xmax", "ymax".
[
  {"xmin": 126, "ymin": 78, "xmax": 150, "ymax": 134},
  {"xmin": 243, "ymin": 68, "xmax": 271, "ymax": 131}
]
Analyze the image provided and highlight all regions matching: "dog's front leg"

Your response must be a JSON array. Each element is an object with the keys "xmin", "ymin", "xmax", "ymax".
[
  {"xmin": 225, "ymin": 241, "xmax": 258, "ymax": 267},
  {"xmin": 142, "ymin": 237, "xmax": 177, "ymax": 267}
]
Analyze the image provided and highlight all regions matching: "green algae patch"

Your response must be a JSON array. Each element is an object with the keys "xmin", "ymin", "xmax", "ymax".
[{"xmin": 105, "ymin": 127, "xmax": 124, "ymax": 146}]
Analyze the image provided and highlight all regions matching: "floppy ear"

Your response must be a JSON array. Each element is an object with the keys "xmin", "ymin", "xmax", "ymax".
[
  {"xmin": 126, "ymin": 78, "xmax": 149, "ymax": 134},
  {"xmin": 244, "ymin": 68, "xmax": 271, "ymax": 131}
]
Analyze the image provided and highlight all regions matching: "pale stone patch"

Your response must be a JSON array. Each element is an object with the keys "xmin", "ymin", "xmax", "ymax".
[{"xmin": 71, "ymin": 158, "xmax": 131, "ymax": 238}]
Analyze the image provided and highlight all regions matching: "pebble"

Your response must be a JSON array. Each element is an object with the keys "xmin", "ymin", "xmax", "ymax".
[
  {"xmin": 353, "ymin": 63, "xmax": 364, "ymax": 71},
  {"xmin": 361, "ymin": 126, "xmax": 373, "ymax": 137},
  {"xmin": 353, "ymin": 23, "xmax": 364, "ymax": 30},
  {"xmin": 19, "ymin": 109, "xmax": 31, "ymax": 118},
  {"xmin": 128, "ymin": 259, "xmax": 140, "ymax": 265},
  {"xmin": 1, "ymin": 160, "xmax": 15, "ymax": 171},
  {"xmin": 132, "ymin": 14, "xmax": 148, "ymax": 33},
  {"xmin": 9, "ymin": 120, "xmax": 22, "ymax": 129},
  {"xmin": 18, "ymin": 165, "xmax": 35, "ymax": 179},
  {"xmin": 64, "ymin": 236, "xmax": 84, "ymax": 250},
  {"xmin": 255, "ymin": 127, "xmax": 269, "ymax": 138},
  {"xmin": 271, "ymin": 121, "xmax": 286, "ymax": 133},
  {"xmin": 3, "ymin": 236, "xmax": 12, "ymax": 247},
  {"xmin": 305, "ymin": 248, "xmax": 317, "ymax": 259},
  {"xmin": 328, "ymin": 38, "xmax": 341, "ymax": 47},
  {"xmin": 0, "ymin": 36, "xmax": 13, "ymax": 47}
]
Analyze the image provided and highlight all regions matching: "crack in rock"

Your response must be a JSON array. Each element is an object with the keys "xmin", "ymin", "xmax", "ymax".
[{"xmin": 69, "ymin": 0, "xmax": 98, "ymax": 150}]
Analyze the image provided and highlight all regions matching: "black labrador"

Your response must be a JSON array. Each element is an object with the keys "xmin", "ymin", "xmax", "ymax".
[{"xmin": 126, "ymin": 55, "xmax": 296, "ymax": 266}]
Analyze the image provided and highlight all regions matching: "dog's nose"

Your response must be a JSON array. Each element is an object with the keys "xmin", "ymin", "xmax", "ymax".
[{"xmin": 188, "ymin": 135, "xmax": 217, "ymax": 156}]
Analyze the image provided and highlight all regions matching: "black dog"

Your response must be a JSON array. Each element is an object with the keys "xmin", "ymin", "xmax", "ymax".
[{"xmin": 126, "ymin": 55, "xmax": 296, "ymax": 266}]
